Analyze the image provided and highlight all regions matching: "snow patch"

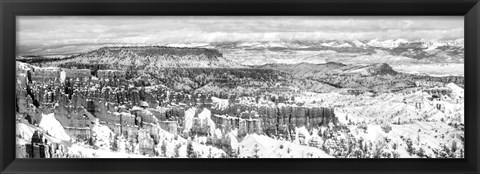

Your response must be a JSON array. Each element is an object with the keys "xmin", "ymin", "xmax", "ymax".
[
  {"xmin": 211, "ymin": 97, "xmax": 229, "ymax": 110},
  {"xmin": 38, "ymin": 113, "xmax": 71, "ymax": 141}
]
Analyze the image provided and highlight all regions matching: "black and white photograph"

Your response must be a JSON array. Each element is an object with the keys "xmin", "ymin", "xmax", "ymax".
[{"xmin": 15, "ymin": 16, "xmax": 464, "ymax": 158}]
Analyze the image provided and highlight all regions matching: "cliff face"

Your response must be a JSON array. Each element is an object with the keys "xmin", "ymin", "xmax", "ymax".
[
  {"xmin": 32, "ymin": 46, "xmax": 241, "ymax": 69},
  {"xmin": 23, "ymin": 137, "xmax": 70, "ymax": 158},
  {"xmin": 16, "ymin": 61, "xmax": 339, "ymax": 158},
  {"xmin": 211, "ymin": 105, "xmax": 336, "ymax": 139},
  {"xmin": 95, "ymin": 46, "xmax": 223, "ymax": 59},
  {"xmin": 16, "ymin": 63, "xmax": 166, "ymax": 153}
]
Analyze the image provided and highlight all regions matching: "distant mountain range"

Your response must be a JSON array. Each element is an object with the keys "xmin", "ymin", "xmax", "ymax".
[
  {"xmin": 214, "ymin": 40, "xmax": 464, "ymax": 65},
  {"xmin": 148, "ymin": 39, "xmax": 464, "ymax": 66},
  {"xmin": 18, "ymin": 39, "xmax": 464, "ymax": 57},
  {"xmin": 17, "ymin": 39, "xmax": 464, "ymax": 76},
  {"xmin": 213, "ymin": 39, "xmax": 464, "ymax": 50}
]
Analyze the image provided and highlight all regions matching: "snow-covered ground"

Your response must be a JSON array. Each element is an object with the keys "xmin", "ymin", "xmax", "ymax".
[
  {"xmin": 293, "ymin": 83, "xmax": 464, "ymax": 158},
  {"xmin": 238, "ymin": 134, "xmax": 332, "ymax": 158},
  {"xmin": 393, "ymin": 63, "xmax": 464, "ymax": 77},
  {"xmin": 39, "ymin": 113, "xmax": 71, "ymax": 141}
]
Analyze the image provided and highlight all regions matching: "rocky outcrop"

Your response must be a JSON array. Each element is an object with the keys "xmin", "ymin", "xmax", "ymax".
[
  {"xmin": 36, "ymin": 46, "xmax": 240, "ymax": 69},
  {"xmin": 159, "ymin": 121, "xmax": 178, "ymax": 135},
  {"xmin": 210, "ymin": 104, "xmax": 336, "ymax": 140},
  {"xmin": 31, "ymin": 68, "xmax": 61, "ymax": 80},
  {"xmin": 97, "ymin": 70, "xmax": 126, "ymax": 79},
  {"xmin": 138, "ymin": 129, "xmax": 156, "ymax": 156},
  {"xmin": 367, "ymin": 63, "xmax": 397, "ymax": 76},
  {"xmin": 423, "ymin": 87, "xmax": 454, "ymax": 98},
  {"xmin": 65, "ymin": 69, "xmax": 91, "ymax": 78},
  {"xmin": 18, "ymin": 63, "xmax": 338, "ymax": 137},
  {"xmin": 95, "ymin": 46, "xmax": 223, "ymax": 59},
  {"xmin": 16, "ymin": 61, "xmax": 339, "ymax": 158},
  {"xmin": 24, "ymin": 130, "xmax": 69, "ymax": 158}
]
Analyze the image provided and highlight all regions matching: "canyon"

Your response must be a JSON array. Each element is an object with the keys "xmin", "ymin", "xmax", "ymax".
[{"xmin": 16, "ymin": 43, "xmax": 465, "ymax": 158}]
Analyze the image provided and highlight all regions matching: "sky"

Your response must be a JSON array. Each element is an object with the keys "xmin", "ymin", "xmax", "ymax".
[{"xmin": 17, "ymin": 16, "xmax": 463, "ymax": 55}]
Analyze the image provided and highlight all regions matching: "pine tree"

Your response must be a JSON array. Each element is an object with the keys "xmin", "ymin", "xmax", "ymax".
[
  {"xmin": 174, "ymin": 144, "xmax": 181, "ymax": 158},
  {"xmin": 187, "ymin": 141, "xmax": 195, "ymax": 158},
  {"xmin": 207, "ymin": 148, "xmax": 212, "ymax": 158},
  {"xmin": 161, "ymin": 141, "xmax": 167, "ymax": 157},
  {"xmin": 111, "ymin": 137, "xmax": 118, "ymax": 152},
  {"xmin": 451, "ymin": 141, "xmax": 457, "ymax": 153},
  {"xmin": 252, "ymin": 144, "xmax": 260, "ymax": 158},
  {"xmin": 418, "ymin": 147, "xmax": 425, "ymax": 157},
  {"xmin": 406, "ymin": 138, "xmax": 413, "ymax": 155}
]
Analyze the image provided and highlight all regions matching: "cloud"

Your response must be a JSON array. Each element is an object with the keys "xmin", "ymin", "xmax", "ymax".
[{"xmin": 17, "ymin": 16, "xmax": 464, "ymax": 55}]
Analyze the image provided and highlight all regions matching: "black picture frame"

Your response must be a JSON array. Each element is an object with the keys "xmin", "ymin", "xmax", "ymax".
[{"xmin": 1, "ymin": 0, "xmax": 479, "ymax": 173}]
